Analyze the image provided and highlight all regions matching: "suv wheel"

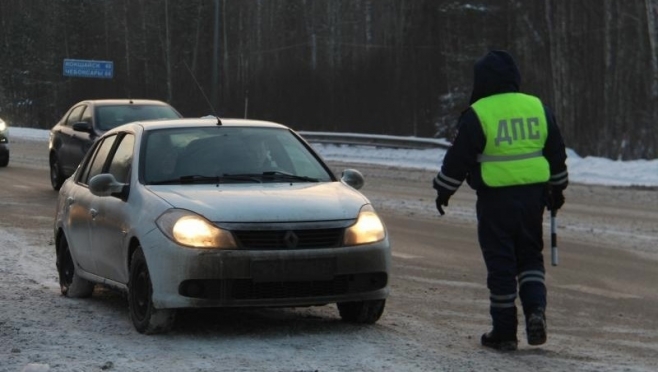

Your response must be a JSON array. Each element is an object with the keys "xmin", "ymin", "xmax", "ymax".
[{"xmin": 50, "ymin": 153, "xmax": 65, "ymax": 190}]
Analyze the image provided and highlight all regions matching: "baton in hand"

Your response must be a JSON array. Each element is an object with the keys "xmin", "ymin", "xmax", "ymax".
[{"xmin": 550, "ymin": 209, "xmax": 558, "ymax": 266}]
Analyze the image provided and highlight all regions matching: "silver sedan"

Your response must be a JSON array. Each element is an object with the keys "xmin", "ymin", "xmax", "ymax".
[{"xmin": 54, "ymin": 118, "xmax": 391, "ymax": 334}]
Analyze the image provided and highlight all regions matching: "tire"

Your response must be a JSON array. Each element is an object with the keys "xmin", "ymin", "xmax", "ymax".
[
  {"xmin": 337, "ymin": 299, "xmax": 386, "ymax": 324},
  {"xmin": 50, "ymin": 153, "xmax": 65, "ymax": 191},
  {"xmin": 129, "ymin": 248, "xmax": 176, "ymax": 334},
  {"xmin": 56, "ymin": 236, "xmax": 94, "ymax": 298},
  {"xmin": 0, "ymin": 156, "xmax": 8, "ymax": 167}
]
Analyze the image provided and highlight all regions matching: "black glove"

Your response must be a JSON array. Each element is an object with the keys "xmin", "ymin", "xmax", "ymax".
[
  {"xmin": 548, "ymin": 188, "xmax": 565, "ymax": 211},
  {"xmin": 435, "ymin": 192, "xmax": 450, "ymax": 216}
]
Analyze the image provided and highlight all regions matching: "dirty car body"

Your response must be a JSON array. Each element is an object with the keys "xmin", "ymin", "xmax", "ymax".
[{"xmin": 53, "ymin": 118, "xmax": 390, "ymax": 333}]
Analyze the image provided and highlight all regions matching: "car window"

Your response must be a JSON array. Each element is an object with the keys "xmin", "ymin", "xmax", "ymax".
[
  {"xmin": 96, "ymin": 105, "xmax": 180, "ymax": 131},
  {"xmin": 80, "ymin": 105, "xmax": 93, "ymax": 124},
  {"xmin": 80, "ymin": 135, "xmax": 117, "ymax": 185},
  {"xmin": 107, "ymin": 134, "xmax": 135, "ymax": 183},
  {"xmin": 142, "ymin": 127, "xmax": 333, "ymax": 184},
  {"xmin": 143, "ymin": 131, "xmax": 181, "ymax": 183},
  {"xmin": 275, "ymin": 135, "xmax": 332, "ymax": 179},
  {"xmin": 66, "ymin": 105, "xmax": 86, "ymax": 127}
]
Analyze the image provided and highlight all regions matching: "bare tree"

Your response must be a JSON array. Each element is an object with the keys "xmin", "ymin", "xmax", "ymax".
[{"xmin": 1, "ymin": 0, "xmax": 657, "ymax": 159}]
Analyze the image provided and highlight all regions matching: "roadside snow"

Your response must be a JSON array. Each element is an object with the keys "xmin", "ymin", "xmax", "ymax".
[
  {"xmin": 3, "ymin": 224, "xmax": 655, "ymax": 372},
  {"xmin": 2, "ymin": 225, "xmax": 444, "ymax": 372},
  {"xmin": 2, "ymin": 129, "xmax": 658, "ymax": 372},
  {"xmin": 7, "ymin": 126, "xmax": 658, "ymax": 187}
]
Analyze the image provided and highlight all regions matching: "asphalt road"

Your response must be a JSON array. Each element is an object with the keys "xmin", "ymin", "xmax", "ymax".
[{"xmin": 2, "ymin": 138, "xmax": 657, "ymax": 371}]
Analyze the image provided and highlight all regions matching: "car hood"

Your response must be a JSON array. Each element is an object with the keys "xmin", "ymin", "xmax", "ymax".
[{"xmin": 147, "ymin": 182, "xmax": 369, "ymax": 222}]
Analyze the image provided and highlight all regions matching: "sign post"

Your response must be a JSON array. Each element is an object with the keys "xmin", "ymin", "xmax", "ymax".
[{"xmin": 63, "ymin": 59, "xmax": 114, "ymax": 79}]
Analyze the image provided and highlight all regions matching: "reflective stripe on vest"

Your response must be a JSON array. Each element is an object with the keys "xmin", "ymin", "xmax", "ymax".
[{"xmin": 471, "ymin": 93, "xmax": 550, "ymax": 187}]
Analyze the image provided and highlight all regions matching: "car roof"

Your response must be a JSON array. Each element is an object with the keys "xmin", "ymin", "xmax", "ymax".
[
  {"xmin": 77, "ymin": 99, "xmax": 173, "ymax": 107},
  {"xmin": 107, "ymin": 117, "xmax": 291, "ymax": 134}
]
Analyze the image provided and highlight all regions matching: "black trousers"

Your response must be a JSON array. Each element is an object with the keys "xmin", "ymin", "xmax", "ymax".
[{"xmin": 476, "ymin": 184, "xmax": 547, "ymax": 338}]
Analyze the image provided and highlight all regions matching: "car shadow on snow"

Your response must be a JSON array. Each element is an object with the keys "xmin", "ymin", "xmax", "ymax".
[
  {"xmin": 85, "ymin": 285, "xmax": 382, "ymax": 337},
  {"xmin": 173, "ymin": 306, "xmax": 377, "ymax": 337}
]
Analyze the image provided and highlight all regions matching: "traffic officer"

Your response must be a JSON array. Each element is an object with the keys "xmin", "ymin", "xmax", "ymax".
[{"xmin": 433, "ymin": 50, "xmax": 569, "ymax": 351}]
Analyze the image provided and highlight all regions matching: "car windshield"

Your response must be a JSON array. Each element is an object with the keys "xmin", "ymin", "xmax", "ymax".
[
  {"xmin": 96, "ymin": 105, "xmax": 180, "ymax": 131},
  {"xmin": 141, "ymin": 126, "xmax": 334, "ymax": 185}
]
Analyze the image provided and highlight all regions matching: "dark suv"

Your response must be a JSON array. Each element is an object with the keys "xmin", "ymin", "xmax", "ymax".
[
  {"xmin": 48, "ymin": 99, "xmax": 182, "ymax": 190},
  {"xmin": 0, "ymin": 116, "xmax": 8, "ymax": 167}
]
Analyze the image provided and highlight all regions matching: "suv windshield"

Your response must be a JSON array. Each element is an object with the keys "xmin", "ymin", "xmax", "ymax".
[{"xmin": 96, "ymin": 105, "xmax": 180, "ymax": 131}]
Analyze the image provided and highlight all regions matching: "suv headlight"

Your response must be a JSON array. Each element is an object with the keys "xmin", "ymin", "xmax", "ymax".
[
  {"xmin": 0, "ymin": 119, "xmax": 6, "ymax": 132},
  {"xmin": 156, "ymin": 209, "xmax": 237, "ymax": 249},
  {"xmin": 343, "ymin": 204, "xmax": 386, "ymax": 246}
]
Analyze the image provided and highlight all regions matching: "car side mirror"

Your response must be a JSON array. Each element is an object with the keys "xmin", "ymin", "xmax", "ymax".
[
  {"xmin": 89, "ymin": 173, "xmax": 127, "ymax": 198},
  {"xmin": 341, "ymin": 168, "xmax": 364, "ymax": 190},
  {"xmin": 72, "ymin": 121, "xmax": 92, "ymax": 133}
]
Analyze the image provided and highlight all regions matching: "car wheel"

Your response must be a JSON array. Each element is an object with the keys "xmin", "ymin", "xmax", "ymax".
[
  {"xmin": 129, "ymin": 247, "xmax": 176, "ymax": 334},
  {"xmin": 50, "ymin": 154, "xmax": 65, "ymax": 190},
  {"xmin": 56, "ymin": 236, "xmax": 94, "ymax": 298},
  {"xmin": 337, "ymin": 299, "xmax": 386, "ymax": 324},
  {"xmin": 0, "ymin": 156, "xmax": 8, "ymax": 167}
]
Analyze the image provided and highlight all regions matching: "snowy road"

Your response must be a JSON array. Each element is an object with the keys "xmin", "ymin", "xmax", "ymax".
[{"xmin": 1, "ymin": 138, "xmax": 657, "ymax": 372}]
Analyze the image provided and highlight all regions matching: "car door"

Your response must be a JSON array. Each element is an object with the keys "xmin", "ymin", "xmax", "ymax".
[
  {"xmin": 73, "ymin": 105, "xmax": 96, "ymax": 168},
  {"xmin": 58, "ymin": 104, "xmax": 93, "ymax": 175},
  {"xmin": 88, "ymin": 133, "xmax": 135, "ymax": 283},
  {"xmin": 64, "ymin": 135, "xmax": 117, "ymax": 275}
]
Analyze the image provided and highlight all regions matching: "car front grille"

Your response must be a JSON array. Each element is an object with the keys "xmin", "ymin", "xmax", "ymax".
[
  {"xmin": 179, "ymin": 272, "xmax": 387, "ymax": 300},
  {"xmin": 232, "ymin": 228, "xmax": 344, "ymax": 249}
]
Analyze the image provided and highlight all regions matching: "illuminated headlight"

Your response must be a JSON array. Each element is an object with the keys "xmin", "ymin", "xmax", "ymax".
[
  {"xmin": 0, "ymin": 119, "xmax": 6, "ymax": 131},
  {"xmin": 156, "ymin": 209, "xmax": 237, "ymax": 249},
  {"xmin": 343, "ymin": 205, "xmax": 386, "ymax": 246}
]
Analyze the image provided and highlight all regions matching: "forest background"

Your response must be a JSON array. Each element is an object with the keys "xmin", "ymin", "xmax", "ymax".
[{"xmin": 0, "ymin": 0, "xmax": 657, "ymax": 160}]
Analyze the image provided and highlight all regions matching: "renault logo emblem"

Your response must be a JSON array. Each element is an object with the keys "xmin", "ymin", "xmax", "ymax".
[{"xmin": 283, "ymin": 231, "xmax": 299, "ymax": 248}]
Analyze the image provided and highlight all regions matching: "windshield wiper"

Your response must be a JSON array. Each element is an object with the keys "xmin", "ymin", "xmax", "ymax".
[
  {"xmin": 149, "ymin": 174, "xmax": 262, "ymax": 185},
  {"xmin": 150, "ymin": 172, "xmax": 318, "ymax": 185},
  {"xmin": 261, "ymin": 171, "xmax": 319, "ymax": 182},
  {"xmin": 218, "ymin": 174, "xmax": 263, "ymax": 183},
  {"xmin": 221, "ymin": 171, "xmax": 318, "ymax": 183}
]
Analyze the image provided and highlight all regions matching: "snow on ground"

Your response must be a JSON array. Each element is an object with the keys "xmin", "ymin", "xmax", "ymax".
[
  {"xmin": 2, "ymin": 127, "xmax": 658, "ymax": 372},
  {"xmin": 8, "ymin": 126, "xmax": 658, "ymax": 187}
]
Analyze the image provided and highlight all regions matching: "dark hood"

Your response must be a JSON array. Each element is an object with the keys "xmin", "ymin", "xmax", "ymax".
[{"xmin": 469, "ymin": 50, "xmax": 521, "ymax": 104}]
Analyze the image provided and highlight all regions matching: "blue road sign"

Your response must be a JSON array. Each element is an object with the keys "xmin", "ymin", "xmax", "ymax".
[{"xmin": 63, "ymin": 59, "xmax": 114, "ymax": 79}]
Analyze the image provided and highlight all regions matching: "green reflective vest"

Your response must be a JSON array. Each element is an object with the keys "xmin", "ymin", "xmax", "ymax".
[{"xmin": 471, "ymin": 93, "xmax": 550, "ymax": 187}]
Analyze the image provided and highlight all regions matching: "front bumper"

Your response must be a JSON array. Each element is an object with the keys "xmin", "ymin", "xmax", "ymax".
[{"xmin": 141, "ymin": 229, "xmax": 391, "ymax": 309}]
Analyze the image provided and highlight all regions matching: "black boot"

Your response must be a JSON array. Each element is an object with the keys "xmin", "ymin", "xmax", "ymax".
[
  {"xmin": 481, "ymin": 331, "xmax": 518, "ymax": 351},
  {"xmin": 526, "ymin": 308, "xmax": 547, "ymax": 345}
]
